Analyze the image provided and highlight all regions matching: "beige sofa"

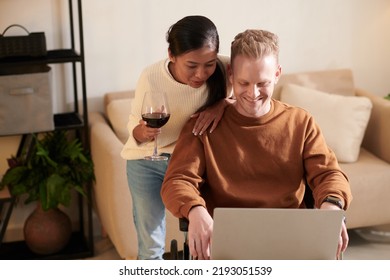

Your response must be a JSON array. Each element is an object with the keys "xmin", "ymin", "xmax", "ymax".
[{"xmin": 89, "ymin": 69, "xmax": 390, "ymax": 259}]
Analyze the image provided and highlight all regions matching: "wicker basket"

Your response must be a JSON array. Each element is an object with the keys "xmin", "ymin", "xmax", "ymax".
[{"xmin": 0, "ymin": 24, "xmax": 47, "ymax": 58}]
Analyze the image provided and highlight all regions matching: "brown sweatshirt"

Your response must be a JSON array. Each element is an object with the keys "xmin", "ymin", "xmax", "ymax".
[{"xmin": 161, "ymin": 100, "xmax": 352, "ymax": 219}]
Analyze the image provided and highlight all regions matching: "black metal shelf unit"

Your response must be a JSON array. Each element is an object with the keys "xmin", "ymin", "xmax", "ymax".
[
  {"xmin": 0, "ymin": 49, "xmax": 82, "ymax": 66},
  {"xmin": 0, "ymin": 0, "xmax": 94, "ymax": 260}
]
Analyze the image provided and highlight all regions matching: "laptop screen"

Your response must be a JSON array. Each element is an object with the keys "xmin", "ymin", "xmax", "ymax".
[{"xmin": 211, "ymin": 208, "xmax": 343, "ymax": 260}]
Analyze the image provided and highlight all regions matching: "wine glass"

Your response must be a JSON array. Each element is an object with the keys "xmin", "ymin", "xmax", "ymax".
[{"xmin": 141, "ymin": 91, "xmax": 171, "ymax": 161}]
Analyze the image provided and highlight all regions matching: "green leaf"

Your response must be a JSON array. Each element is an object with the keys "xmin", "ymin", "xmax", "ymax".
[
  {"xmin": 46, "ymin": 174, "xmax": 67, "ymax": 209},
  {"xmin": 73, "ymin": 184, "xmax": 87, "ymax": 197},
  {"xmin": 1, "ymin": 166, "xmax": 28, "ymax": 186}
]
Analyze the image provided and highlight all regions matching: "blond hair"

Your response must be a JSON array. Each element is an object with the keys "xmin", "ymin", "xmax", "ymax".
[{"xmin": 230, "ymin": 29, "xmax": 279, "ymax": 65}]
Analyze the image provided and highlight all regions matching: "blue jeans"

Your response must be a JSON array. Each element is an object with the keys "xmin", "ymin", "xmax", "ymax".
[{"xmin": 126, "ymin": 154, "xmax": 170, "ymax": 260}]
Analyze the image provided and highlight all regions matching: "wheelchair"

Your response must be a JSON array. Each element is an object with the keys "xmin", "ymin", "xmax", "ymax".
[{"xmin": 169, "ymin": 217, "xmax": 191, "ymax": 260}]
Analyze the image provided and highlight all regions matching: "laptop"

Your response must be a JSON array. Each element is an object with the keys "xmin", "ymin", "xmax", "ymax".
[{"xmin": 211, "ymin": 208, "xmax": 344, "ymax": 260}]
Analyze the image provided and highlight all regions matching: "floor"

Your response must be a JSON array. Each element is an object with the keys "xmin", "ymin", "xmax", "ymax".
[
  {"xmin": 343, "ymin": 225, "xmax": 390, "ymax": 260},
  {"xmin": 86, "ymin": 225, "xmax": 390, "ymax": 260}
]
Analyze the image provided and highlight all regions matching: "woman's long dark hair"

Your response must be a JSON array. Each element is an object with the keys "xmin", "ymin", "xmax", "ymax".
[{"xmin": 166, "ymin": 15, "xmax": 227, "ymax": 112}]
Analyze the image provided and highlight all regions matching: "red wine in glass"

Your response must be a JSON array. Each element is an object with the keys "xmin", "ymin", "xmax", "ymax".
[
  {"xmin": 142, "ymin": 112, "xmax": 170, "ymax": 128},
  {"xmin": 141, "ymin": 91, "xmax": 170, "ymax": 161}
]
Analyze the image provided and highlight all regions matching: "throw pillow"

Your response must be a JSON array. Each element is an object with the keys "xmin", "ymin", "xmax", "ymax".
[
  {"xmin": 106, "ymin": 98, "xmax": 132, "ymax": 144},
  {"xmin": 280, "ymin": 83, "xmax": 372, "ymax": 163}
]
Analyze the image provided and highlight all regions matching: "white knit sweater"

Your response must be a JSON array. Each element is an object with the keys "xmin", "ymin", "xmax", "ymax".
[{"xmin": 120, "ymin": 56, "xmax": 229, "ymax": 160}]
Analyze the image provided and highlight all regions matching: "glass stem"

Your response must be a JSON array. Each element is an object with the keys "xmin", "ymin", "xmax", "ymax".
[{"xmin": 153, "ymin": 135, "xmax": 158, "ymax": 157}]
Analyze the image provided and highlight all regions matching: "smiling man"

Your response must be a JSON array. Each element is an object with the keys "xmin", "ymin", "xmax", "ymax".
[{"xmin": 161, "ymin": 29, "xmax": 352, "ymax": 260}]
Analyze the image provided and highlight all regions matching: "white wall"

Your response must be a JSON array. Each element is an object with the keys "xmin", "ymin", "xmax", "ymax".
[
  {"xmin": 80, "ymin": 0, "xmax": 390, "ymax": 108},
  {"xmin": 1, "ymin": 0, "xmax": 390, "ymax": 235},
  {"xmin": 89, "ymin": 0, "xmax": 390, "ymax": 103},
  {"xmin": 1, "ymin": 0, "xmax": 390, "ymax": 113}
]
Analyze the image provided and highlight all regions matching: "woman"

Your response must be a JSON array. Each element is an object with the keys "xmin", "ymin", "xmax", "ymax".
[{"xmin": 120, "ymin": 15, "xmax": 232, "ymax": 260}]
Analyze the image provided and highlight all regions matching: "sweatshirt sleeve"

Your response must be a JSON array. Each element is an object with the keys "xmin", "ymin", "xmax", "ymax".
[
  {"xmin": 161, "ymin": 119, "xmax": 207, "ymax": 218},
  {"xmin": 303, "ymin": 115, "xmax": 352, "ymax": 209}
]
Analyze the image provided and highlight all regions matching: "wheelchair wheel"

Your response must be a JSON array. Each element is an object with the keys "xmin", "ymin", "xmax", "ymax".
[
  {"xmin": 170, "ymin": 239, "xmax": 179, "ymax": 260},
  {"xmin": 183, "ymin": 241, "xmax": 190, "ymax": 260}
]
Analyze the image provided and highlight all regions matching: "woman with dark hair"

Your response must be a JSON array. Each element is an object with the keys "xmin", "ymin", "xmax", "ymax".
[{"xmin": 120, "ymin": 15, "xmax": 232, "ymax": 260}]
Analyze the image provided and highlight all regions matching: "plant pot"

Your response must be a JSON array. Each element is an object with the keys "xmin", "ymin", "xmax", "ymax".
[{"xmin": 23, "ymin": 203, "xmax": 72, "ymax": 255}]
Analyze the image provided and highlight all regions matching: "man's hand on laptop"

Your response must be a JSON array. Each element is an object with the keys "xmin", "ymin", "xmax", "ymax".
[
  {"xmin": 320, "ymin": 202, "xmax": 348, "ymax": 260},
  {"xmin": 188, "ymin": 206, "xmax": 213, "ymax": 260}
]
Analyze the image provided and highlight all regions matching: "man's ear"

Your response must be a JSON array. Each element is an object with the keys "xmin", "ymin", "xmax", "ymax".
[{"xmin": 274, "ymin": 64, "xmax": 282, "ymax": 84}]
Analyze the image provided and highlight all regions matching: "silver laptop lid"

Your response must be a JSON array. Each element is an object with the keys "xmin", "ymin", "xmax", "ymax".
[{"xmin": 211, "ymin": 208, "xmax": 343, "ymax": 260}]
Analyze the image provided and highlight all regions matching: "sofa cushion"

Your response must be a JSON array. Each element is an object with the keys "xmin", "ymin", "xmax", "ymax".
[
  {"xmin": 106, "ymin": 98, "xmax": 132, "ymax": 144},
  {"xmin": 340, "ymin": 148, "xmax": 390, "ymax": 228},
  {"xmin": 274, "ymin": 68, "xmax": 355, "ymax": 100},
  {"xmin": 280, "ymin": 83, "xmax": 372, "ymax": 163}
]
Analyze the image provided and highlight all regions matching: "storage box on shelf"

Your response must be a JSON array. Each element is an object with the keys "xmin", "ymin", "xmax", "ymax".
[{"xmin": 0, "ymin": 66, "xmax": 54, "ymax": 136}]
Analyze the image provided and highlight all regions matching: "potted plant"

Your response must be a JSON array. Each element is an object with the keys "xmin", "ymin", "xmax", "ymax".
[{"xmin": 0, "ymin": 130, "xmax": 95, "ymax": 255}]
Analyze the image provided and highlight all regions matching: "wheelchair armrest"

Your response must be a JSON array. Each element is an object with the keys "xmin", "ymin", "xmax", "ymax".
[{"xmin": 179, "ymin": 218, "xmax": 189, "ymax": 232}]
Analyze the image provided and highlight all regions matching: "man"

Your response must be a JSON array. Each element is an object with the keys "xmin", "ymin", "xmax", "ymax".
[{"xmin": 161, "ymin": 29, "xmax": 352, "ymax": 260}]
